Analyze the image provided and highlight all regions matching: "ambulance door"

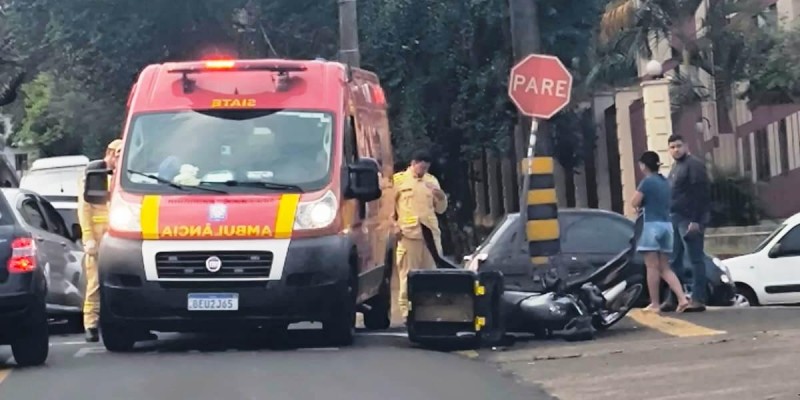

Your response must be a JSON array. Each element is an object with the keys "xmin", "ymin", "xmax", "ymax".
[{"xmin": 343, "ymin": 112, "xmax": 371, "ymax": 280}]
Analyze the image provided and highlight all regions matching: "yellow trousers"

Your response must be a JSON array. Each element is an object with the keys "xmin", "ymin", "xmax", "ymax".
[
  {"xmin": 83, "ymin": 253, "xmax": 100, "ymax": 329},
  {"xmin": 396, "ymin": 235, "xmax": 442, "ymax": 318}
]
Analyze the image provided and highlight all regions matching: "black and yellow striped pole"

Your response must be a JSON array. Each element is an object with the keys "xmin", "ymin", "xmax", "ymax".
[
  {"xmin": 508, "ymin": 54, "xmax": 572, "ymax": 272},
  {"xmin": 520, "ymin": 119, "xmax": 560, "ymax": 267}
]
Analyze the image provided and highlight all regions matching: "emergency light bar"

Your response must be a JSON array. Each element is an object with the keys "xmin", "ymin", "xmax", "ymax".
[
  {"xmin": 167, "ymin": 60, "xmax": 308, "ymax": 75},
  {"xmin": 168, "ymin": 60, "xmax": 307, "ymax": 93}
]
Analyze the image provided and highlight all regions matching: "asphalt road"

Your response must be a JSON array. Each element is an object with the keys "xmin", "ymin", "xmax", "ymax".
[
  {"xmin": 0, "ymin": 325, "xmax": 553, "ymax": 400},
  {"xmin": 4, "ymin": 306, "xmax": 800, "ymax": 399}
]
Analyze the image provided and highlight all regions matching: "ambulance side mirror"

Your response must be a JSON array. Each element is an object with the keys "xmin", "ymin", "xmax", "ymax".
[
  {"xmin": 84, "ymin": 169, "xmax": 110, "ymax": 205},
  {"xmin": 345, "ymin": 158, "xmax": 381, "ymax": 202}
]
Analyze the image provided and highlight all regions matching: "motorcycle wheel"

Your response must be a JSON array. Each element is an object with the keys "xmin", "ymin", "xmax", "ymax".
[{"xmin": 593, "ymin": 274, "xmax": 644, "ymax": 331}]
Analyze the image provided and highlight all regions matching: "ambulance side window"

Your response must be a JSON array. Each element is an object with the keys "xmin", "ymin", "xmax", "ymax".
[{"xmin": 345, "ymin": 116, "xmax": 357, "ymax": 164}]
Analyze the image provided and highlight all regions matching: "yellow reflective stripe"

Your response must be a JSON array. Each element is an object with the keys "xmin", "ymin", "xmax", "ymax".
[
  {"xmin": 274, "ymin": 194, "xmax": 300, "ymax": 239},
  {"xmin": 401, "ymin": 216, "xmax": 418, "ymax": 225},
  {"xmin": 531, "ymin": 256, "xmax": 549, "ymax": 265},
  {"xmin": 474, "ymin": 316, "xmax": 485, "ymax": 332},
  {"xmin": 527, "ymin": 189, "xmax": 557, "ymax": 205},
  {"xmin": 91, "ymin": 216, "xmax": 108, "ymax": 223},
  {"xmin": 140, "ymin": 195, "xmax": 161, "ymax": 240},
  {"xmin": 526, "ymin": 219, "xmax": 560, "ymax": 241},
  {"xmin": 520, "ymin": 157, "xmax": 555, "ymax": 175}
]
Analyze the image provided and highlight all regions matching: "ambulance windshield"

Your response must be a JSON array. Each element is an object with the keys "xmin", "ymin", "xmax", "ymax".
[{"xmin": 120, "ymin": 109, "xmax": 334, "ymax": 193}]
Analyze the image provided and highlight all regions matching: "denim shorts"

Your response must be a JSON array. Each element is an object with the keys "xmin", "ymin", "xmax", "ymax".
[{"xmin": 637, "ymin": 221, "xmax": 674, "ymax": 253}]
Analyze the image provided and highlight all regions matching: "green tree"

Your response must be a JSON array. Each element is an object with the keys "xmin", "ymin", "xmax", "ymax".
[{"xmin": 14, "ymin": 72, "xmax": 119, "ymax": 157}]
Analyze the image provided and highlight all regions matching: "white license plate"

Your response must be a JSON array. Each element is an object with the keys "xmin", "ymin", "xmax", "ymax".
[{"xmin": 187, "ymin": 293, "xmax": 239, "ymax": 311}]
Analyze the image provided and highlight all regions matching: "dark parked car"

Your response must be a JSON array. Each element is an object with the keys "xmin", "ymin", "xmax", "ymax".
[
  {"xmin": 464, "ymin": 209, "xmax": 735, "ymax": 307},
  {"xmin": 1, "ymin": 189, "xmax": 85, "ymax": 330}
]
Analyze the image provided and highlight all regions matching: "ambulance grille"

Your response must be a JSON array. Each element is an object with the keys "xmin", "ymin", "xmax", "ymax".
[{"xmin": 155, "ymin": 251, "xmax": 273, "ymax": 278}]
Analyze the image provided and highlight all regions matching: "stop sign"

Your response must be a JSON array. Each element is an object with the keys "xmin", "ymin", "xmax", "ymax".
[{"xmin": 508, "ymin": 54, "xmax": 573, "ymax": 119}]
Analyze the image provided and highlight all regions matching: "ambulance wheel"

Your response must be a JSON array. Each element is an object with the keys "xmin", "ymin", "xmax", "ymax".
[
  {"xmin": 324, "ymin": 268, "xmax": 357, "ymax": 346},
  {"xmin": 363, "ymin": 259, "xmax": 392, "ymax": 331},
  {"xmin": 100, "ymin": 323, "xmax": 136, "ymax": 353}
]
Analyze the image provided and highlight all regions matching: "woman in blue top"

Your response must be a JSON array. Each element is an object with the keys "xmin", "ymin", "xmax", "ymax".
[{"xmin": 631, "ymin": 151, "xmax": 689, "ymax": 313}]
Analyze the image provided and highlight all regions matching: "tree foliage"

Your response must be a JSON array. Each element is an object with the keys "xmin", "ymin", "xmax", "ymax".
[
  {"xmin": 0, "ymin": 0, "xmax": 612, "ymax": 242},
  {"xmin": 741, "ymin": 22, "xmax": 800, "ymax": 106}
]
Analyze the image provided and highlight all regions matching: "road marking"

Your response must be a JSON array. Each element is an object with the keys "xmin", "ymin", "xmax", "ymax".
[
  {"xmin": 74, "ymin": 347, "xmax": 106, "ymax": 358},
  {"xmin": 627, "ymin": 309, "xmax": 726, "ymax": 337},
  {"xmin": 0, "ymin": 368, "xmax": 10, "ymax": 385},
  {"xmin": 52, "ymin": 341, "xmax": 86, "ymax": 346}
]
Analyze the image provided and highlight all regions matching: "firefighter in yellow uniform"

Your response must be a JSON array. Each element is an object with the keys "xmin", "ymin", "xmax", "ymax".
[
  {"xmin": 393, "ymin": 149, "xmax": 448, "ymax": 321},
  {"xmin": 77, "ymin": 139, "xmax": 122, "ymax": 342}
]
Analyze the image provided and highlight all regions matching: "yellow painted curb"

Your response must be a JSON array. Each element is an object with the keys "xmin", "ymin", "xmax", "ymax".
[
  {"xmin": 628, "ymin": 309, "xmax": 726, "ymax": 337},
  {"xmin": 453, "ymin": 350, "xmax": 479, "ymax": 359}
]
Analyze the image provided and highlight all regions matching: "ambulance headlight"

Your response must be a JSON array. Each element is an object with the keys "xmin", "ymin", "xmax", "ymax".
[
  {"xmin": 294, "ymin": 190, "xmax": 337, "ymax": 230},
  {"xmin": 109, "ymin": 195, "xmax": 141, "ymax": 232}
]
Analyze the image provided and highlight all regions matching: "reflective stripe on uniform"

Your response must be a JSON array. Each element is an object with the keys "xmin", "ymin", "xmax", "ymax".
[{"xmin": 91, "ymin": 216, "xmax": 108, "ymax": 223}]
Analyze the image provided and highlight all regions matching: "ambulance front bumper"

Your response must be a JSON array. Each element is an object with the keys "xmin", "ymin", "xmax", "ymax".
[{"xmin": 96, "ymin": 235, "xmax": 351, "ymax": 332}]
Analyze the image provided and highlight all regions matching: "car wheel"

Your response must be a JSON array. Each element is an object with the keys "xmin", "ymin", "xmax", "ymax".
[
  {"xmin": 363, "ymin": 258, "xmax": 392, "ymax": 331},
  {"xmin": 734, "ymin": 283, "xmax": 758, "ymax": 307},
  {"xmin": 323, "ymin": 268, "xmax": 357, "ymax": 347},
  {"xmin": 12, "ymin": 301, "xmax": 49, "ymax": 367},
  {"xmin": 100, "ymin": 323, "xmax": 137, "ymax": 352}
]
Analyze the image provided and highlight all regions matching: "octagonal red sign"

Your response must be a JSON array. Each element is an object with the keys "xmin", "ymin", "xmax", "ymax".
[{"xmin": 508, "ymin": 54, "xmax": 573, "ymax": 119}]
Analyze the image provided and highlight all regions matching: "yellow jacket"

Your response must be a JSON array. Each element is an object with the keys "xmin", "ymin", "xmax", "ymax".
[
  {"xmin": 77, "ymin": 174, "xmax": 111, "ymax": 243},
  {"xmin": 393, "ymin": 168, "xmax": 448, "ymax": 240}
]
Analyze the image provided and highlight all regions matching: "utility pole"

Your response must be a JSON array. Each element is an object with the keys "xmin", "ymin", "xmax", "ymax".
[
  {"xmin": 508, "ymin": 0, "xmax": 550, "ymax": 174},
  {"xmin": 338, "ymin": 0, "xmax": 360, "ymax": 67},
  {"xmin": 508, "ymin": 0, "xmax": 566, "ymax": 280}
]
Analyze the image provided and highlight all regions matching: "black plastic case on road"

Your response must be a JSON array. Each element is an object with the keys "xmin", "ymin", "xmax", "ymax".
[{"xmin": 407, "ymin": 269, "xmax": 505, "ymax": 348}]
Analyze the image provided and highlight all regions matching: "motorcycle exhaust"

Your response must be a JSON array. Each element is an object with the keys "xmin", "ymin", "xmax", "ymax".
[{"xmin": 602, "ymin": 281, "xmax": 627, "ymax": 304}]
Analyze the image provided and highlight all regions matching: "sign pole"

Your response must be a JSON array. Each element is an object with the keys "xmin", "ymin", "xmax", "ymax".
[
  {"xmin": 519, "ymin": 119, "xmax": 538, "ymax": 216},
  {"xmin": 507, "ymin": 53, "xmax": 572, "ymax": 282}
]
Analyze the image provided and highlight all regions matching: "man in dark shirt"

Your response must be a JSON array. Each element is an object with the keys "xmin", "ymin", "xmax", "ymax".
[{"xmin": 667, "ymin": 134, "xmax": 711, "ymax": 312}]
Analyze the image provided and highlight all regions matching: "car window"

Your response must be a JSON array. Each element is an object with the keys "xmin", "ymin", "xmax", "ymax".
[
  {"xmin": 777, "ymin": 225, "xmax": 800, "ymax": 254},
  {"xmin": 38, "ymin": 197, "xmax": 70, "ymax": 238},
  {"xmin": 0, "ymin": 192, "xmax": 15, "ymax": 226},
  {"xmin": 19, "ymin": 194, "xmax": 49, "ymax": 231},
  {"xmin": 754, "ymin": 223, "xmax": 787, "ymax": 253},
  {"xmin": 561, "ymin": 215, "xmax": 632, "ymax": 254},
  {"xmin": 477, "ymin": 214, "xmax": 518, "ymax": 253}
]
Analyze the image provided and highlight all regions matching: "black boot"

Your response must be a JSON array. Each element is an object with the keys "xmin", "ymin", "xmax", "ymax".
[{"xmin": 85, "ymin": 328, "xmax": 99, "ymax": 343}]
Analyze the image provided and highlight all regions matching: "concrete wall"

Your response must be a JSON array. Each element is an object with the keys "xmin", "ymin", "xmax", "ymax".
[{"xmin": 706, "ymin": 222, "xmax": 781, "ymax": 258}]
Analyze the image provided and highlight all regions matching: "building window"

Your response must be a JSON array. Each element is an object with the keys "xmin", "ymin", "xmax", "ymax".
[
  {"xmin": 779, "ymin": 119, "xmax": 790, "ymax": 174},
  {"xmin": 742, "ymin": 135, "xmax": 752, "ymax": 178},
  {"xmin": 754, "ymin": 128, "xmax": 770, "ymax": 181},
  {"xmin": 14, "ymin": 153, "xmax": 27, "ymax": 172}
]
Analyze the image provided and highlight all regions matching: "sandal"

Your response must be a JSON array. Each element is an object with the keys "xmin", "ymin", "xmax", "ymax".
[
  {"xmin": 643, "ymin": 305, "xmax": 661, "ymax": 314},
  {"xmin": 676, "ymin": 302, "xmax": 690, "ymax": 313}
]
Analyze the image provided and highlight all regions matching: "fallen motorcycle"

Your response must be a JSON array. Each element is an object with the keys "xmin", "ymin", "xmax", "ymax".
[
  {"xmin": 407, "ymin": 214, "xmax": 645, "ymax": 346},
  {"xmin": 501, "ymin": 213, "xmax": 645, "ymax": 341}
]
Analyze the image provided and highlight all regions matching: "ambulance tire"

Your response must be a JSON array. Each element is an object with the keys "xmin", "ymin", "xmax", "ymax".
[
  {"xmin": 323, "ymin": 264, "xmax": 357, "ymax": 347},
  {"xmin": 100, "ymin": 322, "xmax": 136, "ymax": 353},
  {"xmin": 363, "ymin": 249, "xmax": 392, "ymax": 331}
]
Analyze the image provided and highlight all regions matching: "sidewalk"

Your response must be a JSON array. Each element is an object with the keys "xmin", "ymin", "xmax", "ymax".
[{"xmin": 478, "ymin": 308, "xmax": 800, "ymax": 400}]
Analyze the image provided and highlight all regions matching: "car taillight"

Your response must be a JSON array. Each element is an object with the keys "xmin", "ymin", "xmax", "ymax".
[{"xmin": 8, "ymin": 237, "xmax": 36, "ymax": 274}]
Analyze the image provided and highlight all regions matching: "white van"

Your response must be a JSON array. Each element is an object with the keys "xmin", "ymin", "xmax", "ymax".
[{"xmin": 20, "ymin": 155, "xmax": 89, "ymax": 234}]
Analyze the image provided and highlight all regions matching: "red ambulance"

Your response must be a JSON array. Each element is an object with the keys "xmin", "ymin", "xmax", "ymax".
[{"xmin": 82, "ymin": 58, "xmax": 397, "ymax": 351}]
